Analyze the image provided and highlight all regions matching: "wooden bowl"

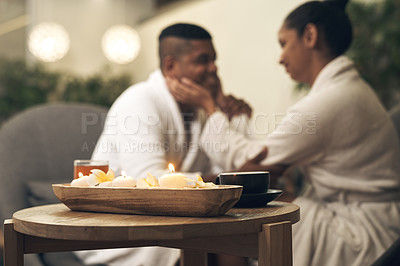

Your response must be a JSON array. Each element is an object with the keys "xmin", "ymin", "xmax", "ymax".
[{"xmin": 52, "ymin": 184, "xmax": 243, "ymax": 217}]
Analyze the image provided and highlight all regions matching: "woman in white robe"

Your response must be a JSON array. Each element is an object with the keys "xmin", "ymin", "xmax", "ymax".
[{"xmin": 167, "ymin": 1, "xmax": 400, "ymax": 265}]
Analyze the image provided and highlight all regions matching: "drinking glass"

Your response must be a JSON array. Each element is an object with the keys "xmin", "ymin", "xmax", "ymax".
[{"xmin": 73, "ymin": 160, "xmax": 109, "ymax": 179}]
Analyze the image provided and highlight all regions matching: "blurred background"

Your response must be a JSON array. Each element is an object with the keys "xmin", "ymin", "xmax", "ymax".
[
  {"xmin": 0, "ymin": 0, "xmax": 399, "ymax": 264},
  {"xmin": 1, "ymin": 0, "xmax": 398, "ymax": 133}
]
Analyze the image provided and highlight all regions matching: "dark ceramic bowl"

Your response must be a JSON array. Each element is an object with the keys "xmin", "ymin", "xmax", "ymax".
[
  {"xmin": 217, "ymin": 171, "xmax": 270, "ymax": 194},
  {"xmin": 234, "ymin": 189, "xmax": 283, "ymax": 208}
]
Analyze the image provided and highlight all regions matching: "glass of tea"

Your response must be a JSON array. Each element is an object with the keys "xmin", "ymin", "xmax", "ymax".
[{"xmin": 73, "ymin": 160, "xmax": 109, "ymax": 179}]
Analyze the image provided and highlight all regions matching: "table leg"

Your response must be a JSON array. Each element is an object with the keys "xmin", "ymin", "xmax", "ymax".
[
  {"xmin": 258, "ymin": 221, "xmax": 292, "ymax": 266},
  {"xmin": 180, "ymin": 249, "xmax": 207, "ymax": 266},
  {"xmin": 3, "ymin": 219, "xmax": 24, "ymax": 266}
]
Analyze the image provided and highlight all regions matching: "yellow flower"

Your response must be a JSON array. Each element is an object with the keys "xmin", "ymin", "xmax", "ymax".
[
  {"xmin": 87, "ymin": 169, "xmax": 115, "ymax": 186},
  {"xmin": 137, "ymin": 172, "xmax": 159, "ymax": 188}
]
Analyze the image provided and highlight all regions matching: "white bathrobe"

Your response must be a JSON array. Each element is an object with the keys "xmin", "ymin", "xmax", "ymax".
[
  {"xmin": 200, "ymin": 56, "xmax": 400, "ymax": 266},
  {"xmin": 91, "ymin": 69, "xmax": 219, "ymax": 179},
  {"xmin": 76, "ymin": 70, "xmax": 229, "ymax": 266}
]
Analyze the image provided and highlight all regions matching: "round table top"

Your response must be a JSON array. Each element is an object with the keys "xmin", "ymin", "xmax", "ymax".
[{"xmin": 13, "ymin": 202, "xmax": 299, "ymax": 241}]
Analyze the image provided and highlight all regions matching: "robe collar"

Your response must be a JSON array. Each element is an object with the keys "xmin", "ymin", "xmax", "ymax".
[{"xmin": 309, "ymin": 56, "xmax": 355, "ymax": 96}]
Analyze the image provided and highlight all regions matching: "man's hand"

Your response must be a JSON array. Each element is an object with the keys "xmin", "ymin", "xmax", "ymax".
[
  {"xmin": 166, "ymin": 77, "xmax": 216, "ymax": 115},
  {"xmin": 166, "ymin": 75, "xmax": 252, "ymax": 119}
]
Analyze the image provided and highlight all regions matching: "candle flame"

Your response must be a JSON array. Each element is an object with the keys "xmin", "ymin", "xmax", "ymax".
[
  {"xmin": 78, "ymin": 172, "xmax": 83, "ymax": 178},
  {"xmin": 168, "ymin": 163, "xmax": 175, "ymax": 173},
  {"xmin": 121, "ymin": 170, "xmax": 127, "ymax": 177}
]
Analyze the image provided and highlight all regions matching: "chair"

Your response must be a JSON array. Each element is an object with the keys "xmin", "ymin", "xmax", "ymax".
[
  {"xmin": 390, "ymin": 104, "xmax": 400, "ymax": 142},
  {"xmin": 371, "ymin": 236, "xmax": 400, "ymax": 266},
  {"xmin": 0, "ymin": 102, "xmax": 108, "ymax": 266}
]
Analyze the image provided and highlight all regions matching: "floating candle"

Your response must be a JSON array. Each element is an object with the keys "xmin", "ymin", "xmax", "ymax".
[
  {"xmin": 71, "ymin": 172, "xmax": 89, "ymax": 187},
  {"xmin": 112, "ymin": 171, "xmax": 136, "ymax": 187},
  {"xmin": 159, "ymin": 163, "xmax": 188, "ymax": 188}
]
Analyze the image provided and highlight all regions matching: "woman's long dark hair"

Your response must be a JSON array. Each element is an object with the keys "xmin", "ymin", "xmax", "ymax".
[{"xmin": 284, "ymin": 0, "xmax": 353, "ymax": 57}]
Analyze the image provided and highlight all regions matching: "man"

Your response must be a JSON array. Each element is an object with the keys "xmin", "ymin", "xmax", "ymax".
[{"xmin": 75, "ymin": 23, "xmax": 253, "ymax": 266}]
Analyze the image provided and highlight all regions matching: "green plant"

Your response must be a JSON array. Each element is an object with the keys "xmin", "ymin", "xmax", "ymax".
[
  {"xmin": 295, "ymin": 0, "xmax": 400, "ymax": 110},
  {"xmin": 0, "ymin": 58, "xmax": 132, "ymax": 123},
  {"xmin": 62, "ymin": 69, "xmax": 131, "ymax": 107},
  {"xmin": 347, "ymin": 0, "xmax": 400, "ymax": 109},
  {"xmin": 0, "ymin": 58, "xmax": 60, "ymax": 121}
]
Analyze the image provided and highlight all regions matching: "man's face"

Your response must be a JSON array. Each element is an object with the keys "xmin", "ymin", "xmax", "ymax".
[
  {"xmin": 173, "ymin": 40, "xmax": 219, "ymax": 98},
  {"xmin": 278, "ymin": 25, "xmax": 312, "ymax": 84}
]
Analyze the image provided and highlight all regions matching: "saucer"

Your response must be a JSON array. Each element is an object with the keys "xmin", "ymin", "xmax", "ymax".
[{"xmin": 234, "ymin": 189, "xmax": 283, "ymax": 208}]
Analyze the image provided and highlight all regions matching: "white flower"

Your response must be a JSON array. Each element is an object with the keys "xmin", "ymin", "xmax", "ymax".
[
  {"xmin": 87, "ymin": 169, "xmax": 115, "ymax": 186},
  {"xmin": 70, "ymin": 175, "xmax": 89, "ymax": 187}
]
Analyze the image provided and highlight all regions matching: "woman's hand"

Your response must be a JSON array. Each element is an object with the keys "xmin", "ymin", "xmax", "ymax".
[
  {"xmin": 213, "ymin": 77, "xmax": 252, "ymax": 119},
  {"xmin": 166, "ymin": 77, "xmax": 217, "ymax": 116},
  {"xmin": 216, "ymin": 93, "xmax": 253, "ymax": 120}
]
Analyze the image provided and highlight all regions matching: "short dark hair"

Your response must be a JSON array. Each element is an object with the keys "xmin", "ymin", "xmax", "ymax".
[
  {"xmin": 158, "ymin": 23, "xmax": 212, "ymax": 69},
  {"xmin": 284, "ymin": 0, "xmax": 352, "ymax": 57},
  {"xmin": 158, "ymin": 23, "xmax": 212, "ymax": 41}
]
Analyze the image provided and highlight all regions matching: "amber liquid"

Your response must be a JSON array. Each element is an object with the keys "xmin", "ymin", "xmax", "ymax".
[{"xmin": 74, "ymin": 164, "xmax": 109, "ymax": 179}]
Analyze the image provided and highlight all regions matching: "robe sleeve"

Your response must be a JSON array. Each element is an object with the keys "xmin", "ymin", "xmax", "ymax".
[{"xmin": 200, "ymin": 104, "xmax": 326, "ymax": 170}]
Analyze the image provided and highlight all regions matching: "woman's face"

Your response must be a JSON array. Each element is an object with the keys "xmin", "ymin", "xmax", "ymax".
[{"xmin": 278, "ymin": 24, "xmax": 312, "ymax": 84}]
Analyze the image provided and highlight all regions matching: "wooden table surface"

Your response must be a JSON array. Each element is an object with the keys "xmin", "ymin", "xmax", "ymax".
[{"xmin": 5, "ymin": 202, "xmax": 300, "ymax": 266}]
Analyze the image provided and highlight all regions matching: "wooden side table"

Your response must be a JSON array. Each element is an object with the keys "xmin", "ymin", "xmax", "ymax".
[
  {"xmin": 0, "ymin": 229, "xmax": 4, "ymax": 264},
  {"xmin": 4, "ymin": 202, "xmax": 299, "ymax": 266}
]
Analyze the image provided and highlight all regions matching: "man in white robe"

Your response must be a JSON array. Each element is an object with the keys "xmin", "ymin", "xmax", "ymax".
[{"xmin": 75, "ymin": 23, "xmax": 252, "ymax": 266}]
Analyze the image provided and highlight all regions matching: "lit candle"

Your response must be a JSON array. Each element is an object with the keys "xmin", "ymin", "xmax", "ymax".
[
  {"xmin": 71, "ymin": 172, "xmax": 89, "ymax": 187},
  {"xmin": 159, "ymin": 163, "xmax": 188, "ymax": 188},
  {"xmin": 112, "ymin": 170, "xmax": 136, "ymax": 187}
]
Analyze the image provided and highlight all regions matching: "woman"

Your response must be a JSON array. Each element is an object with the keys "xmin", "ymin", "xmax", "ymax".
[{"xmin": 167, "ymin": 0, "xmax": 400, "ymax": 265}]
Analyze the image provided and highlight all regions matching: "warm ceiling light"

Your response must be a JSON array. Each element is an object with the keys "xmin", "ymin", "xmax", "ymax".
[
  {"xmin": 28, "ymin": 22, "xmax": 70, "ymax": 62},
  {"xmin": 101, "ymin": 24, "xmax": 140, "ymax": 64}
]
